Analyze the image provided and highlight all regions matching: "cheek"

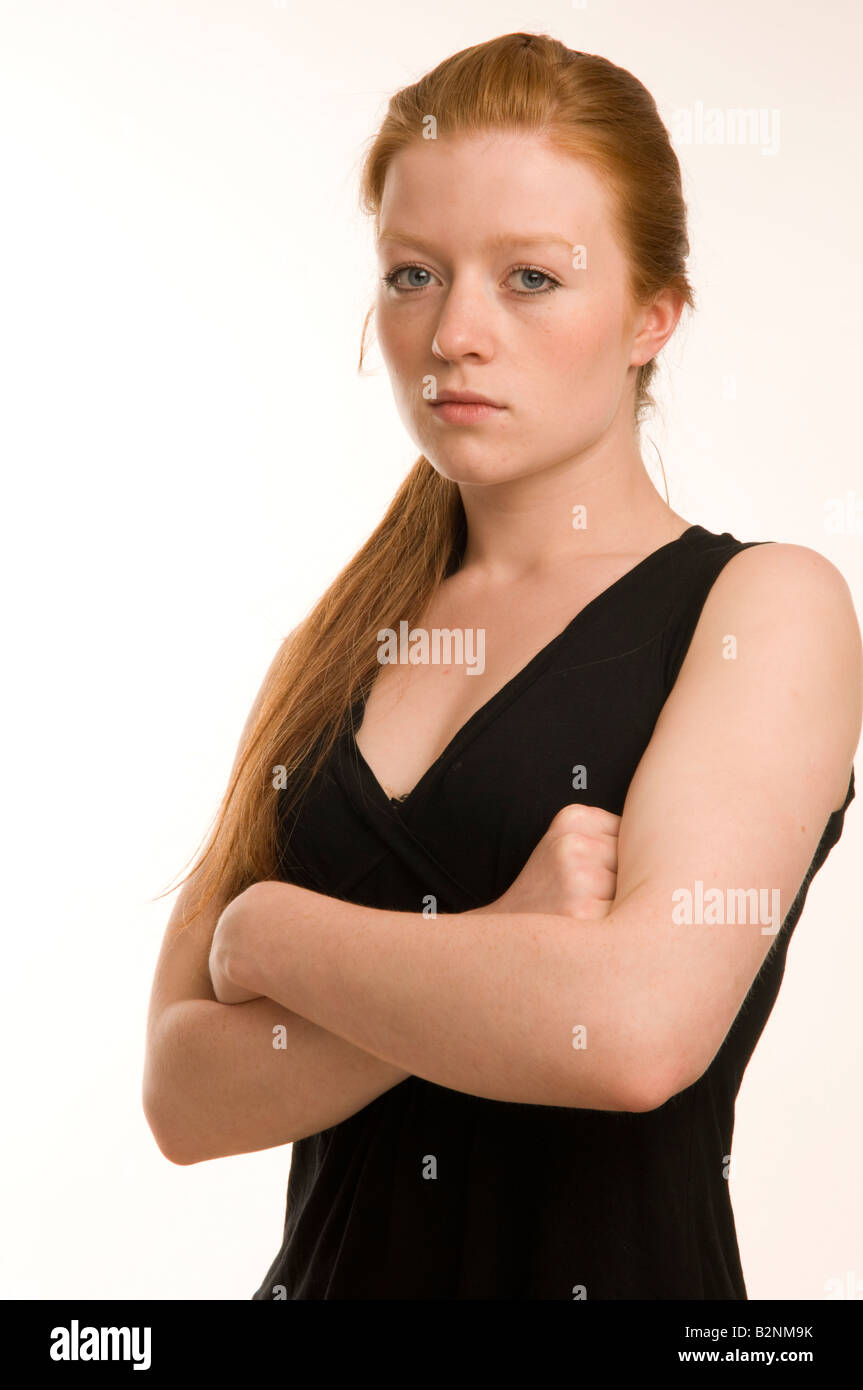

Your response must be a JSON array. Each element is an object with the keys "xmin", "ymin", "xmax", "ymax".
[
  {"xmin": 524, "ymin": 313, "xmax": 623, "ymax": 411},
  {"xmin": 557, "ymin": 306, "xmax": 621, "ymax": 374},
  {"xmin": 375, "ymin": 307, "xmax": 421, "ymax": 377},
  {"xmin": 524, "ymin": 307, "xmax": 628, "ymax": 441}
]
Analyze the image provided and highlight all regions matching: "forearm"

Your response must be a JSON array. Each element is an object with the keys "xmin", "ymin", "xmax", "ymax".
[
  {"xmin": 144, "ymin": 995, "xmax": 409, "ymax": 1165},
  {"xmin": 220, "ymin": 882, "xmax": 653, "ymax": 1112}
]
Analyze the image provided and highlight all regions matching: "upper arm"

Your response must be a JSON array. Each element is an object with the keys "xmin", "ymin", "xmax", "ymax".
[
  {"xmin": 608, "ymin": 543, "xmax": 862, "ymax": 1106},
  {"xmin": 145, "ymin": 632, "xmax": 297, "ymax": 1039}
]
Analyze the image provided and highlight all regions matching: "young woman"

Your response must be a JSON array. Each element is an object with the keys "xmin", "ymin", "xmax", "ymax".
[{"xmin": 143, "ymin": 33, "xmax": 860, "ymax": 1299}]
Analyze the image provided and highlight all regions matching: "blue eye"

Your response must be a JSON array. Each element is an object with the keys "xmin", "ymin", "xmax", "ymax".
[
  {"xmin": 381, "ymin": 266, "xmax": 434, "ymax": 291},
  {"xmin": 380, "ymin": 263, "xmax": 562, "ymax": 297},
  {"xmin": 509, "ymin": 265, "xmax": 561, "ymax": 295}
]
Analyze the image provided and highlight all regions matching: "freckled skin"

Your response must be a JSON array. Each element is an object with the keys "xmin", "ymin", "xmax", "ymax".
[{"xmin": 374, "ymin": 130, "xmax": 684, "ymax": 513}]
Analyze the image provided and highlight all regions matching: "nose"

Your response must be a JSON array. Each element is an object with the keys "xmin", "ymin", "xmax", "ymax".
[{"xmin": 431, "ymin": 275, "xmax": 496, "ymax": 364}]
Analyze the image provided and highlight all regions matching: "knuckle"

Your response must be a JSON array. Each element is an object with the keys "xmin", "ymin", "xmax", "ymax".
[
  {"xmin": 556, "ymin": 833, "xmax": 587, "ymax": 862},
  {"xmin": 550, "ymin": 802, "xmax": 590, "ymax": 831}
]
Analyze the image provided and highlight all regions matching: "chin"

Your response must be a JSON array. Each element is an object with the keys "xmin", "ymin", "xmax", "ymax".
[{"xmin": 426, "ymin": 453, "xmax": 532, "ymax": 487}]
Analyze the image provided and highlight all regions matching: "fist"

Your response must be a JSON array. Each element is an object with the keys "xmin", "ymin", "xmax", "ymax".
[{"xmin": 483, "ymin": 803, "xmax": 620, "ymax": 921}]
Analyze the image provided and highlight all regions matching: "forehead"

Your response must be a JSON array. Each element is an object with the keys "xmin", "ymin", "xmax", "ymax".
[{"xmin": 378, "ymin": 132, "xmax": 617, "ymax": 252}]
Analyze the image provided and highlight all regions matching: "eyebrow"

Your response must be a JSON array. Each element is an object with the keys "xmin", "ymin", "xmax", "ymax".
[{"xmin": 377, "ymin": 230, "xmax": 575, "ymax": 254}]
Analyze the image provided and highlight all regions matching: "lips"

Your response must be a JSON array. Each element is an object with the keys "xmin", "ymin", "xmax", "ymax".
[{"xmin": 433, "ymin": 390, "xmax": 503, "ymax": 407}]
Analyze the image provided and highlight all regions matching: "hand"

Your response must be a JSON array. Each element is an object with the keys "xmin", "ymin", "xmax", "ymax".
[
  {"xmin": 208, "ymin": 889, "xmax": 265, "ymax": 1004},
  {"xmin": 475, "ymin": 803, "xmax": 620, "ymax": 921}
]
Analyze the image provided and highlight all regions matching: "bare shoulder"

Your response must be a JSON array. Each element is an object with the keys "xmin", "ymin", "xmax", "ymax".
[
  {"xmin": 708, "ymin": 539, "xmax": 859, "ymax": 613},
  {"xmin": 711, "ymin": 538, "xmax": 861, "ymax": 689},
  {"xmin": 697, "ymin": 540, "xmax": 861, "ymax": 667},
  {"xmin": 668, "ymin": 539, "xmax": 862, "ymax": 815}
]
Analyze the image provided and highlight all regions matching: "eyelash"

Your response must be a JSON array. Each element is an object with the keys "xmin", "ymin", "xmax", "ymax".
[{"xmin": 380, "ymin": 263, "xmax": 563, "ymax": 297}]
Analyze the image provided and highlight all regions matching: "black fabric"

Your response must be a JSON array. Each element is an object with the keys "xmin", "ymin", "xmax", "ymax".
[{"xmin": 252, "ymin": 523, "xmax": 855, "ymax": 1300}]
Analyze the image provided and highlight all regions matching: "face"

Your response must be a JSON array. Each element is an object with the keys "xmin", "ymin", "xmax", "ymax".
[{"xmin": 374, "ymin": 130, "xmax": 679, "ymax": 488}]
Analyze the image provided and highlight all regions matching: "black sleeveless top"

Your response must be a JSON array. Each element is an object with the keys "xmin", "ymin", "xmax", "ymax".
[{"xmin": 252, "ymin": 524, "xmax": 855, "ymax": 1300}]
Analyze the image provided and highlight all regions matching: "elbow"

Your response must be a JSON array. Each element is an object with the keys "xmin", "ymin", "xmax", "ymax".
[
  {"xmin": 142, "ymin": 1016, "xmax": 211, "ymax": 1166},
  {"xmin": 142, "ymin": 1079, "xmax": 204, "ymax": 1166},
  {"xmin": 609, "ymin": 1027, "xmax": 690, "ymax": 1113},
  {"xmin": 144, "ymin": 1086, "xmax": 218, "ymax": 1165},
  {"xmin": 557, "ymin": 1054, "xmax": 680, "ymax": 1114},
  {"xmin": 146, "ymin": 1117, "xmax": 200, "ymax": 1166},
  {"xmin": 616, "ymin": 1050, "xmax": 693, "ymax": 1114},
  {"xmin": 618, "ymin": 1073, "xmax": 680, "ymax": 1113}
]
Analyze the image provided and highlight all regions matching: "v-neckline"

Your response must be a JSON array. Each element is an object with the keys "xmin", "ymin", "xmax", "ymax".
[{"xmin": 350, "ymin": 524, "xmax": 703, "ymax": 812}]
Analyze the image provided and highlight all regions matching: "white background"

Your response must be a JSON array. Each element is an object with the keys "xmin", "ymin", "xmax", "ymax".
[{"xmin": 1, "ymin": 0, "xmax": 860, "ymax": 1298}]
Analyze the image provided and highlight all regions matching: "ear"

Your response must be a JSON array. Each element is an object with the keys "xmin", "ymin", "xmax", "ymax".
[{"xmin": 629, "ymin": 287, "xmax": 686, "ymax": 368}]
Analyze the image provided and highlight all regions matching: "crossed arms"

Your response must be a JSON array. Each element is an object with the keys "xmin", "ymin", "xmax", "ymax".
[{"xmin": 144, "ymin": 544, "xmax": 861, "ymax": 1163}]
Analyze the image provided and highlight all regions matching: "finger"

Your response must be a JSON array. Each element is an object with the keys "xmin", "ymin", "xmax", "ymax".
[
  {"xmin": 564, "ymin": 894, "xmax": 615, "ymax": 921},
  {"xmin": 557, "ymin": 834, "xmax": 620, "ymax": 873},
  {"xmin": 569, "ymin": 863, "xmax": 618, "ymax": 898}
]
